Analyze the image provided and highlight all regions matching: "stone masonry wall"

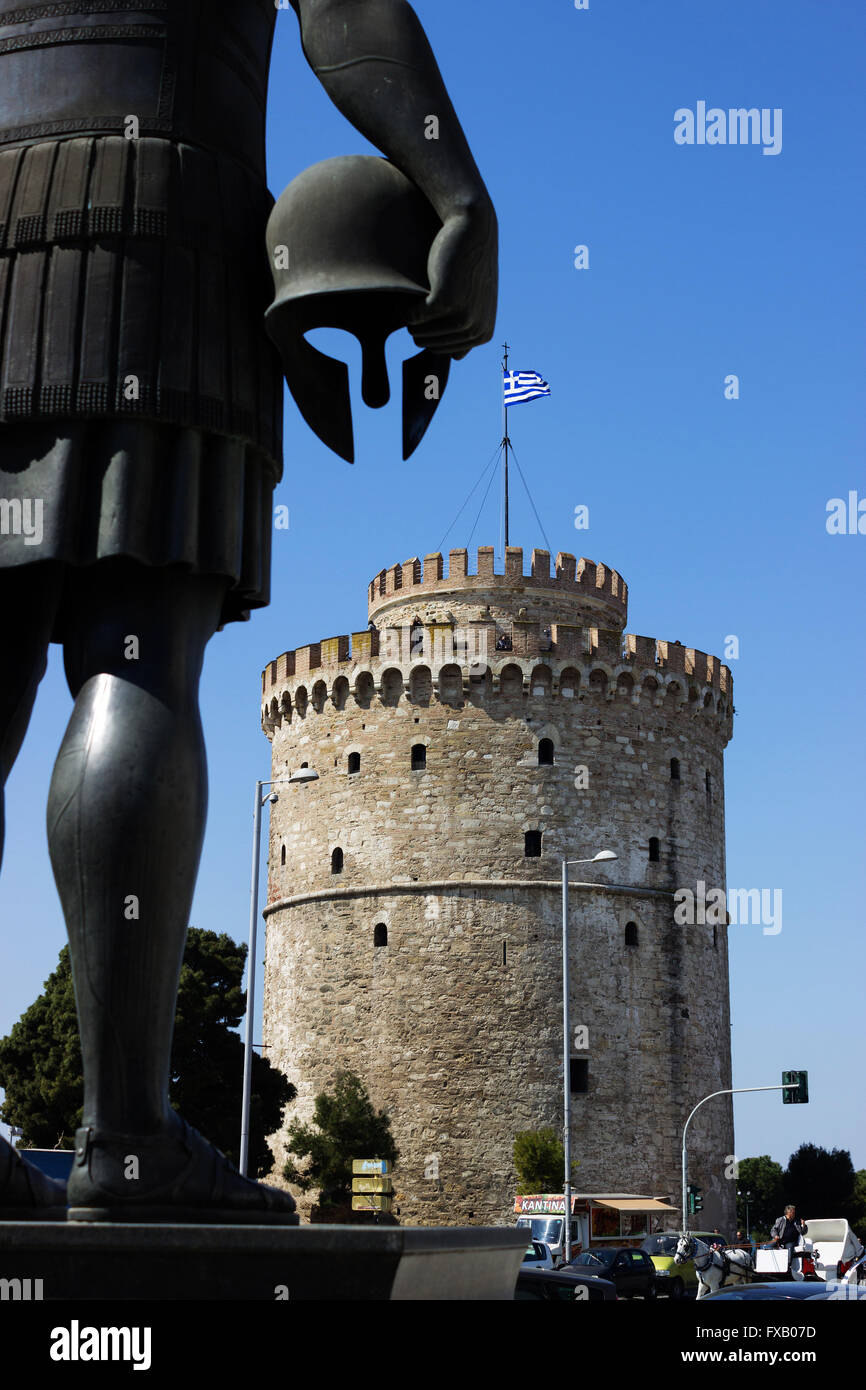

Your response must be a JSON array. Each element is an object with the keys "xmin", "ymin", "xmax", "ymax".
[{"xmin": 260, "ymin": 549, "xmax": 735, "ymax": 1231}]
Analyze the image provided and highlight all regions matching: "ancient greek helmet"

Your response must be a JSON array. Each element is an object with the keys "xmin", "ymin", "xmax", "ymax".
[{"xmin": 265, "ymin": 155, "xmax": 451, "ymax": 461}]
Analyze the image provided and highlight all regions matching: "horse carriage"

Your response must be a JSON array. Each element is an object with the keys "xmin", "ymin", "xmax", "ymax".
[
  {"xmin": 676, "ymin": 1219, "xmax": 865, "ymax": 1298},
  {"xmin": 674, "ymin": 1233, "xmax": 753, "ymax": 1299}
]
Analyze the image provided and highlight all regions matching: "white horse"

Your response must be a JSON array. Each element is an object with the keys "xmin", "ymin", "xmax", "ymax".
[{"xmin": 675, "ymin": 1233, "xmax": 753, "ymax": 1299}]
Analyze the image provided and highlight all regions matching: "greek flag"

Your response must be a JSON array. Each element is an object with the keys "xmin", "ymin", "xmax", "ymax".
[{"xmin": 503, "ymin": 370, "xmax": 550, "ymax": 406}]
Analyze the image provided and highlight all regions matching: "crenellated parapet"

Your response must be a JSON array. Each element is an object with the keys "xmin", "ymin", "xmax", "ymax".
[
  {"xmin": 261, "ymin": 625, "xmax": 733, "ymax": 739},
  {"xmin": 366, "ymin": 546, "xmax": 629, "ymax": 632},
  {"xmin": 261, "ymin": 543, "xmax": 733, "ymax": 740}
]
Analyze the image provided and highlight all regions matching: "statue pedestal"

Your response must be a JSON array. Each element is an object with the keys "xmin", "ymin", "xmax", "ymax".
[{"xmin": 0, "ymin": 1222, "xmax": 525, "ymax": 1300}]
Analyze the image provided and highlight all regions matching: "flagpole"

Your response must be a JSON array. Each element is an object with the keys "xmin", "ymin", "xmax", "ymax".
[{"xmin": 502, "ymin": 342, "xmax": 510, "ymax": 549}]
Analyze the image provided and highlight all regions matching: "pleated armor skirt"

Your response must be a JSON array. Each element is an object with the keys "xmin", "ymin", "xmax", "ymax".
[
  {"xmin": 0, "ymin": 418, "xmax": 277, "ymax": 632},
  {"xmin": 0, "ymin": 136, "xmax": 284, "ymax": 633}
]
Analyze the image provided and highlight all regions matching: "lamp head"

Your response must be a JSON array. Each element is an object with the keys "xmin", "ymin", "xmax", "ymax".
[{"xmin": 288, "ymin": 767, "xmax": 320, "ymax": 785}]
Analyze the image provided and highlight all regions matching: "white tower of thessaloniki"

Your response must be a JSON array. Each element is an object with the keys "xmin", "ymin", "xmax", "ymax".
[{"xmin": 260, "ymin": 546, "xmax": 736, "ymax": 1229}]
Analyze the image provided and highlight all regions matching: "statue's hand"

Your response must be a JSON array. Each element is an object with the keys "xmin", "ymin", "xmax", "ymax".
[{"xmin": 407, "ymin": 199, "xmax": 498, "ymax": 361}]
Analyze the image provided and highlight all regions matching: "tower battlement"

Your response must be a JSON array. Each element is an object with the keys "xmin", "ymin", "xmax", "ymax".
[{"xmin": 367, "ymin": 547, "xmax": 628, "ymax": 630}]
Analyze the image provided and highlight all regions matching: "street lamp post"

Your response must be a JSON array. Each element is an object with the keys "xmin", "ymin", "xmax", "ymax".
[
  {"xmin": 239, "ymin": 767, "xmax": 318, "ymax": 1177},
  {"xmin": 561, "ymin": 850, "xmax": 617, "ymax": 1264}
]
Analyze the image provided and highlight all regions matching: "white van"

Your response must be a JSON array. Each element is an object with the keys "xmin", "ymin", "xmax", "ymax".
[{"xmin": 803, "ymin": 1219, "xmax": 864, "ymax": 1282}]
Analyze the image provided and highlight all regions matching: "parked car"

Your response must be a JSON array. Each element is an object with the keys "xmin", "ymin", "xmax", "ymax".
[
  {"xmin": 521, "ymin": 1239, "xmax": 555, "ymax": 1270},
  {"xmin": 11, "ymin": 1148, "xmax": 74, "ymax": 1182},
  {"xmin": 702, "ymin": 1280, "xmax": 866, "ymax": 1302},
  {"xmin": 640, "ymin": 1233, "xmax": 695, "ymax": 1298},
  {"xmin": 515, "ymin": 1267, "xmax": 617, "ymax": 1301},
  {"xmin": 514, "ymin": 1213, "xmax": 577, "ymax": 1266},
  {"xmin": 565, "ymin": 1246, "xmax": 657, "ymax": 1299}
]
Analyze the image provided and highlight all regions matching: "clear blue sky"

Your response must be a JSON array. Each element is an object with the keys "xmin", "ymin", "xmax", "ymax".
[{"xmin": 2, "ymin": 0, "xmax": 863, "ymax": 1182}]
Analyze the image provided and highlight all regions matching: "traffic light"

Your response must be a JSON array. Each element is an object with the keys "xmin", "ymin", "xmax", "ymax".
[
  {"xmin": 782, "ymin": 1070, "xmax": 809, "ymax": 1104},
  {"xmin": 687, "ymin": 1184, "xmax": 703, "ymax": 1215}
]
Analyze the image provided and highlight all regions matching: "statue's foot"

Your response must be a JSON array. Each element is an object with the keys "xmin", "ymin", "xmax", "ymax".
[
  {"xmin": 0, "ymin": 1134, "xmax": 67, "ymax": 1221},
  {"xmin": 67, "ymin": 1115, "xmax": 298, "ymax": 1224}
]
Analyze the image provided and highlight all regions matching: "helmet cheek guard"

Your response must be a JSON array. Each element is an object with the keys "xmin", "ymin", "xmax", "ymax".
[{"xmin": 265, "ymin": 155, "xmax": 451, "ymax": 462}]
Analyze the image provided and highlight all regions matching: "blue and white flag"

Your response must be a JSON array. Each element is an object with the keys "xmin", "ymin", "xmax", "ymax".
[{"xmin": 503, "ymin": 370, "xmax": 550, "ymax": 407}]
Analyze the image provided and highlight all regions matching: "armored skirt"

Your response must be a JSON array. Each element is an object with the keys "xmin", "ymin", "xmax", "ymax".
[{"xmin": 0, "ymin": 135, "xmax": 284, "ymax": 632}]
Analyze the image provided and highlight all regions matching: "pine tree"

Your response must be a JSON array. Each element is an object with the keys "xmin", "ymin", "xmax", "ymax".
[
  {"xmin": 283, "ymin": 1070, "xmax": 398, "ymax": 1206},
  {"xmin": 0, "ymin": 930, "xmax": 294, "ymax": 1178}
]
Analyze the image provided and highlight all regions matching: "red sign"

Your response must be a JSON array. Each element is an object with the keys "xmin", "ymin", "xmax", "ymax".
[{"xmin": 515, "ymin": 1194, "xmax": 575, "ymax": 1215}]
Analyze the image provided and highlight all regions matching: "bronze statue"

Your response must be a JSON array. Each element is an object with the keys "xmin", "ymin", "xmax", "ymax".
[{"xmin": 0, "ymin": 0, "xmax": 496, "ymax": 1220}]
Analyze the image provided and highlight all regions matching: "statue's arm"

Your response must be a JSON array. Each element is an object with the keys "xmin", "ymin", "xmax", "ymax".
[{"xmin": 289, "ymin": 0, "xmax": 497, "ymax": 358}]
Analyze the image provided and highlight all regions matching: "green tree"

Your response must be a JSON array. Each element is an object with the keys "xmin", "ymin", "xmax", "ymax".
[
  {"xmin": 0, "ymin": 948, "xmax": 81, "ymax": 1150},
  {"xmin": 283, "ymin": 1070, "xmax": 398, "ymax": 1206},
  {"xmin": 735, "ymin": 1156, "xmax": 785, "ymax": 1237},
  {"xmin": 784, "ymin": 1143, "xmax": 856, "ymax": 1221},
  {"xmin": 513, "ymin": 1128, "xmax": 573, "ymax": 1194},
  {"xmin": 848, "ymin": 1170, "xmax": 866, "ymax": 1238},
  {"xmin": 0, "ymin": 930, "xmax": 294, "ymax": 1178}
]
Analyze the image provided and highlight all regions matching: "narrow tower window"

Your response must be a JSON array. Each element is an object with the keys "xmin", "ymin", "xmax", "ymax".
[
  {"xmin": 280, "ymin": 844, "xmax": 286, "ymax": 866},
  {"xmin": 538, "ymin": 738, "xmax": 554, "ymax": 765},
  {"xmin": 331, "ymin": 847, "xmax": 343, "ymax": 874},
  {"xmin": 374, "ymin": 923, "xmax": 388, "ymax": 948},
  {"xmin": 705, "ymin": 769, "xmax": 712, "ymax": 805},
  {"xmin": 411, "ymin": 743, "xmax": 427, "ymax": 771},
  {"xmin": 348, "ymin": 752, "xmax": 360, "ymax": 775},
  {"xmin": 648, "ymin": 836, "xmax": 660, "ymax": 862},
  {"xmin": 569, "ymin": 1059, "xmax": 589, "ymax": 1094},
  {"xmin": 524, "ymin": 830, "xmax": 542, "ymax": 858},
  {"xmin": 625, "ymin": 921, "xmax": 638, "ymax": 947},
  {"xmin": 670, "ymin": 757, "xmax": 680, "ymax": 780}
]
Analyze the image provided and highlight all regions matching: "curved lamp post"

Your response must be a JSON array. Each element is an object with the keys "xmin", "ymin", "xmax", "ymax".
[{"xmin": 239, "ymin": 767, "xmax": 319, "ymax": 1177}]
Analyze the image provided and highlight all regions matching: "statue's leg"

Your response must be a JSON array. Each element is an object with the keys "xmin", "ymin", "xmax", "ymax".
[
  {"xmin": 0, "ymin": 560, "xmax": 68, "ymax": 1215},
  {"xmin": 49, "ymin": 560, "xmax": 227, "ymax": 1136},
  {"xmin": 54, "ymin": 560, "xmax": 296, "ymax": 1222}
]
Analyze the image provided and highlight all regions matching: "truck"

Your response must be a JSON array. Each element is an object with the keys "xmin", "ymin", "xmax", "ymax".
[{"xmin": 515, "ymin": 1192, "xmax": 679, "ymax": 1265}]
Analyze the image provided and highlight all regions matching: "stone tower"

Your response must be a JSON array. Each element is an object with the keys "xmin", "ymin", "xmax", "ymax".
[{"xmin": 260, "ymin": 546, "xmax": 735, "ymax": 1229}]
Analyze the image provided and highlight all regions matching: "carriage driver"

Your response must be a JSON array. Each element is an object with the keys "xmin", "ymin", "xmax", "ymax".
[{"xmin": 767, "ymin": 1204, "xmax": 808, "ymax": 1275}]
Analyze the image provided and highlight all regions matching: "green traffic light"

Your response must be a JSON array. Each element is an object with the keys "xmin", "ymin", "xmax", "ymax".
[{"xmin": 782, "ymin": 1069, "xmax": 809, "ymax": 1103}]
